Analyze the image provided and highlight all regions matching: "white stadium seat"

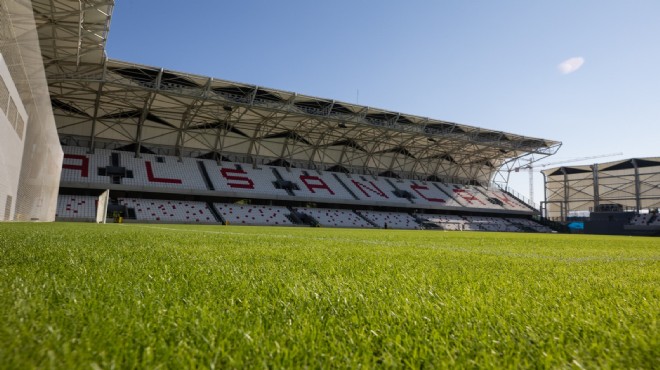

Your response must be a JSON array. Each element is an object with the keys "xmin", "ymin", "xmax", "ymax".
[{"xmin": 214, "ymin": 203, "xmax": 293, "ymax": 226}]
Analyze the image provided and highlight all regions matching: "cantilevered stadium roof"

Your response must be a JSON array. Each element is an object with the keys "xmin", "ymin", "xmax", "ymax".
[
  {"xmin": 32, "ymin": 0, "xmax": 560, "ymax": 184},
  {"xmin": 543, "ymin": 157, "xmax": 660, "ymax": 220}
]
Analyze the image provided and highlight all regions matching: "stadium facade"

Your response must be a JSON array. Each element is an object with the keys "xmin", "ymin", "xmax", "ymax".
[
  {"xmin": 2, "ymin": 0, "xmax": 566, "ymax": 231},
  {"xmin": 0, "ymin": 0, "xmax": 62, "ymax": 221}
]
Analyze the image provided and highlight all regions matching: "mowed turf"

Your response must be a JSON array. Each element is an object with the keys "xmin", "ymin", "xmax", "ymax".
[{"xmin": 0, "ymin": 223, "xmax": 658, "ymax": 369}]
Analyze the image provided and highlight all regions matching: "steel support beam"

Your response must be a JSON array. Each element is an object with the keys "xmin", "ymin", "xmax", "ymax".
[{"xmin": 134, "ymin": 68, "xmax": 163, "ymax": 157}]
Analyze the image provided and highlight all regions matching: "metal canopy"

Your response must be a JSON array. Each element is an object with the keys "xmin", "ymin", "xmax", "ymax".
[
  {"xmin": 33, "ymin": 0, "xmax": 561, "ymax": 185},
  {"xmin": 542, "ymin": 157, "xmax": 660, "ymax": 220}
]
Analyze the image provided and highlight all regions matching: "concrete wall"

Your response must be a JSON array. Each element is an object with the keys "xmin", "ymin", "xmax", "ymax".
[
  {"xmin": 0, "ymin": 0, "xmax": 62, "ymax": 221},
  {"xmin": 0, "ymin": 53, "xmax": 27, "ymax": 220}
]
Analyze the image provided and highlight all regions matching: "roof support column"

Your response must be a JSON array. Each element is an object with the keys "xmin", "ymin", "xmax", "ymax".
[
  {"xmin": 87, "ymin": 82, "xmax": 105, "ymax": 154},
  {"xmin": 592, "ymin": 163, "xmax": 600, "ymax": 211},
  {"xmin": 87, "ymin": 61, "xmax": 107, "ymax": 154},
  {"xmin": 307, "ymin": 121, "xmax": 333, "ymax": 169},
  {"xmin": 633, "ymin": 159, "xmax": 641, "ymax": 212},
  {"xmin": 135, "ymin": 68, "xmax": 163, "ymax": 157},
  {"xmin": 279, "ymin": 135, "xmax": 290, "ymax": 165},
  {"xmin": 561, "ymin": 167, "xmax": 569, "ymax": 222},
  {"xmin": 213, "ymin": 108, "xmax": 233, "ymax": 163},
  {"xmin": 175, "ymin": 78, "xmax": 213, "ymax": 160},
  {"xmin": 542, "ymin": 172, "xmax": 548, "ymax": 218}
]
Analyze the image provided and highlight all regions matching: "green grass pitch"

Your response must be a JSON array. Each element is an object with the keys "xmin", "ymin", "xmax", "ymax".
[{"xmin": 1, "ymin": 222, "xmax": 658, "ymax": 368}]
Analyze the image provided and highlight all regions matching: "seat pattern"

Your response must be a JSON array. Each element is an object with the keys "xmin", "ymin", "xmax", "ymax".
[
  {"xmin": 120, "ymin": 198, "xmax": 215, "ymax": 222},
  {"xmin": 60, "ymin": 146, "xmax": 539, "ymax": 216},
  {"xmin": 356, "ymin": 210, "xmax": 419, "ymax": 229},
  {"xmin": 294, "ymin": 207, "xmax": 374, "ymax": 228},
  {"xmin": 463, "ymin": 216, "xmax": 521, "ymax": 232},
  {"xmin": 418, "ymin": 213, "xmax": 468, "ymax": 231},
  {"xmin": 56, "ymin": 195, "xmax": 98, "ymax": 220},
  {"xmin": 214, "ymin": 203, "xmax": 293, "ymax": 226}
]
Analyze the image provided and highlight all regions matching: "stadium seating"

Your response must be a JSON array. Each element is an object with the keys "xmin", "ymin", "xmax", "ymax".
[
  {"xmin": 120, "ymin": 154, "xmax": 207, "ymax": 190},
  {"xmin": 56, "ymin": 195, "xmax": 98, "ymax": 220},
  {"xmin": 339, "ymin": 174, "xmax": 412, "ymax": 206},
  {"xmin": 205, "ymin": 163, "xmax": 291, "ymax": 197},
  {"xmin": 630, "ymin": 213, "xmax": 651, "ymax": 225},
  {"xmin": 440, "ymin": 184, "xmax": 505, "ymax": 210},
  {"xmin": 60, "ymin": 146, "xmax": 534, "ymax": 212},
  {"xmin": 462, "ymin": 216, "xmax": 522, "ymax": 232},
  {"xmin": 278, "ymin": 168, "xmax": 357, "ymax": 201},
  {"xmin": 506, "ymin": 218, "xmax": 554, "ymax": 233},
  {"xmin": 648, "ymin": 214, "xmax": 660, "ymax": 226},
  {"xmin": 59, "ymin": 146, "xmax": 546, "ymax": 233},
  {"xmin": 56, "ymin": 191, "xmax": 547, "ymax": 232},
  {"xmin": 398, "ymin": 179, "xmax": 462, "ymax": 207},
  {"xmin": 119, "ymin": 198, "xmax": 215, "ymax": 223},
  {"xmin": 356, "ymin": 210, "xmax": 420, "ymax": 229},
  {"xmin": 479, "ymin": 188, "xmax": 533, "ymax": 211},
  {"xmin": 294, "ymin": 207, "xmax": 374, "ymax": 228},
  {"xmin": 61, "ymin": 147, "xmax": 112, "ymax": 184},
  {"xmin": 213, "ymin": 203, "xmax": 293, "ymax": 226},
  {"xmin": 62, "ymin": 147, "xmax": 208, "ymax": 190},
  {"xmin": 418, "ymin": 213, "xmax": 468, "ymax": 231}
]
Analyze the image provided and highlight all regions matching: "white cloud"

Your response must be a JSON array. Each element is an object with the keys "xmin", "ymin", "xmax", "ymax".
[{"xmin": 557, "ymin": 57, "xmax": 585, "ymax": 74}]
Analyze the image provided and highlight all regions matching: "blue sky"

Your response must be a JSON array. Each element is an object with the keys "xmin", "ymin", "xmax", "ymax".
[{"xmin": 106, "ymin": 1, "xmax": 660, "ymax": 204}]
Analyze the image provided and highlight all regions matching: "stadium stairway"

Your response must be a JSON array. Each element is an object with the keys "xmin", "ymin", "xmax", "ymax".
[
  {"xmin": 271, "ymin": 168, "xmax": 299, "ymax": 196},
  {"xmin": 198, "ymin": 162, "xmax": 215, "ymax": 190},
  {"xmin": 294, "ymin": 211, "xmax": 320, "ymax": 227},
  {"xmin": 332, "ymin": 173, "xmax": 360, "ymax": 200},
  {"xmin": 386, "ymin": 179, "xmax": 416, "ymax": 204},
  {"xmin": 207, "ymin": 202, "xmax": 224, "ymax": 223},
  {"xmin": 508, "ymin": 222, "xmax": 538, "ymax": 233},
  {"xmin": 285, "ymin": 207, "xmax": 305, "ymax": 225},
  {"xmin": 355, "ymin": 211, "xmax": 380, "ymax": 228}
]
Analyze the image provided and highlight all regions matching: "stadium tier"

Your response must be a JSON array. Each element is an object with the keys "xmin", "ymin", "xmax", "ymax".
[
  {"xmin": 119, "ymin": 198, "xmax": 215, "ymax": 223},
  {"xmin": 293, "ymin": 207, "xmax": 375, "ymax": 228},
  {"xmin": 55, "ymin": 192, "xmax": 554, "ymax": 233},
  {"xmin": 60, "ymin": 146, "xmax": 534, "ymax": 215},
  {"xmin": 462, "ymin": 216, "xmax": 523, "ymax": 232},
  {"xmin": 505, "ymin": 218, "xmax": 554, "ymax": 233},
  {"xmin": 214, "ymin": 203, "xmax": 293, "ymax": 226},
  {"xmin": 355, "ymin": 210, "xmax": 420, "ymax": 229},
  {"xmin": 56, "ymin": 195, "xmax": 98, "ymax": 221}
]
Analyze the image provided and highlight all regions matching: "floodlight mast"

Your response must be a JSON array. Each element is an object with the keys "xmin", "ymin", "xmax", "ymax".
[{"xmin": 512, "ymin": 152, "xmax": 623, "ymax": 205}]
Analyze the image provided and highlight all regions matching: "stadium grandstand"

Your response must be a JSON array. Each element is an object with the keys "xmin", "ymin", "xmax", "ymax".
[
  {"xmin": 1, "ymin": 0, "xmax": 565, "ymax": 232},
  {"xmin": 543, "ymin": 157, "xmax": 660, "ymax": 235}
]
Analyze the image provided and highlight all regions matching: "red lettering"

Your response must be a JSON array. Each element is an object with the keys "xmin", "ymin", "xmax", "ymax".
[
  {"xmin": 220, "ymin": 168, "xmax": 255, "ymax": 189},
  {"xmin": 453, "ymin": 189, "xmax": 485, "ymax": 205},
  {"xmin": 351, "ymin": 180, "xmax": 388, "ymax": 198},
  {"xmin": 62, "ymin": 154, "xmax": 89, "ymax": 177},
  {"xmin": 410, "ymin": 184, "xmax": 446, "ymax": 203},
  {"xmin": 300, "ymin": 175, "xmax": 335, "ymax": 195},
  {"xmin": 145, "ymin": 161, "xmax": 182, "ymax": 184}
]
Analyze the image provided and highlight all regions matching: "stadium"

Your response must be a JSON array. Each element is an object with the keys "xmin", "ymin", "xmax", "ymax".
[
  {"xmin": 2, "ymin": 0, "xmax": 567, "ymax": 232},
  {"xmin": 1, "ymin": 1, "xmax": 658, "ymax": 368}
]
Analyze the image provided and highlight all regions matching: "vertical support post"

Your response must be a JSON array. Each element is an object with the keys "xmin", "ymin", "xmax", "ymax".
[
  {"xmin": 542, "ymin": 172, "xmax": 548, "ymax": 218},
  {"xmin": 633, "ymin": 159, "xmax": 641, "ymax": 212},
  {"xmin": 561, "ymin": 167, "xmax": 569, "ymax": 222},
  {"xmin": 592, "ymin": 163, "xmax": 600, "ymax": 211},
  {"xmin": 88, "ymin": 60, "xmax": 107, "ymax": 154},
  {"xmin": 135, "ymin": 68, "xmax": 163, "ymax": 157}
]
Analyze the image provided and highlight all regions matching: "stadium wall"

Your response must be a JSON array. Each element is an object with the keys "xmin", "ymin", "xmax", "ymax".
[
  {"xmin": 0, "ymin": 0, "xmax": 62, "ymax": 221},
  {"xmin": 0, "ymin": 53, "xmax": 27, "ymax": 220}
]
